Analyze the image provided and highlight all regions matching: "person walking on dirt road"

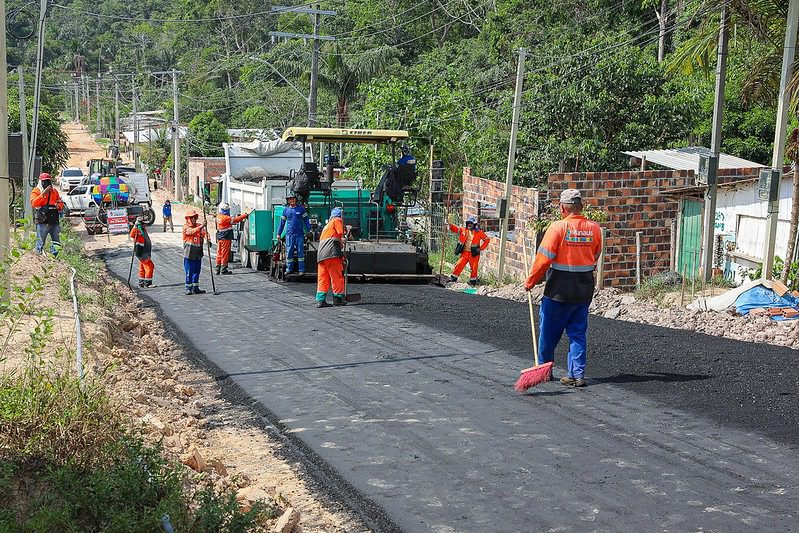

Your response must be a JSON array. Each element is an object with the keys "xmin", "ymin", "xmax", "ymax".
[
  {"xmin": 130, "ymin": 216, "xmax": 155, "ymax": 288},
  {"xmin": 215, "ymin": 203, "xmax": 249, "ymax": 275},
  {"xmin": 448, "ymin": 216, "xmax": 490, "ymax": 286},
  {"xmin": 162, "ymin": 199, "xmax": 174, "ymax": 232},
  {"xmin": 182, "ymin": 209, "xmax": 208, "ymax": 295},
  {"xmin": 30, "ymin": 173, "xmax": 65, "ymax": 256},
  {"xmin": 524, "ymin": 189, "xmax": 602, "ymax": 387},
  {"xmin": 315, "ymin": 207, "xmax": 346, "ymax": 307}
]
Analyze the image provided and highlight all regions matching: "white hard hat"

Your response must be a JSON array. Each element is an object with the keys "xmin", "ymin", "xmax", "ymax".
[{"xmin": 219, "ymin": 202, "xmax": 230, "ymax": 210}]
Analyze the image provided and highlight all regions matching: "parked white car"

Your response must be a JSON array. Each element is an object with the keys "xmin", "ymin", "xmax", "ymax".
[
  {"xmin": 62, "ymin": 184, "xmax": 94, "ymax": 216},
  {"xmin": 59, "ymin": 167, "xmax": 85, "ymax": 192}
]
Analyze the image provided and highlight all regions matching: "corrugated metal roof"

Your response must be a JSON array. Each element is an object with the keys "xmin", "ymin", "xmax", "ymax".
[{"xmin": 622, "ymin": 147, "xmax": 763, "ymax": 171}]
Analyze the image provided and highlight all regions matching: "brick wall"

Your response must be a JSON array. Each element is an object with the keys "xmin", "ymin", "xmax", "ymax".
[
  {"xmin": 547, "ymin": 170, "xmax": 691, "ymax": 288},
  {"xmin": 187, "ymin": 158, "xmax": 226, "ymax": 198},
  {"xmin": 462, "ymin": 166, "xmax": 762, "ymax": 289},
  {"xmin": 461, "ymin": 168, "xmax": 540, "ymax": 281}
]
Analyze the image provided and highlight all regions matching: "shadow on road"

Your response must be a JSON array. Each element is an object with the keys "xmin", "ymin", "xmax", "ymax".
[
  {"xmin": 593, "ymin": 372, "xmax": 710, "ymax": 384},
  {"xmin": 217, "ymin": 351, "xmax": 474, "ymax": 379}
]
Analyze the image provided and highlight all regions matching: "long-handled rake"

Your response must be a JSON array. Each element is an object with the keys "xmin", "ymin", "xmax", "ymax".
[{"xmin": 514, "ymin": 237, "xmax": 553, "ymax": 392}]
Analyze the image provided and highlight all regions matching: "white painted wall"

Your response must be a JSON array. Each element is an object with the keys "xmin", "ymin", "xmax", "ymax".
[{"xmin": 713, "ymin": 174, "xmax": 796, "ymax": 282}]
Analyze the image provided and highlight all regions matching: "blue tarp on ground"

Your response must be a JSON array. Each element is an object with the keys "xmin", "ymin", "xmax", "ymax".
[{"xmin": 734, "ymin": 285, "xmax": 799, "ymax": 319}]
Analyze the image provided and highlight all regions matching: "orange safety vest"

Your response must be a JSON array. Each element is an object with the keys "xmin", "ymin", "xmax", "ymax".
[
  {"xmin": 30, "ymin": 186, "xmax": 64, "ymax": 211},
  {"xmin": 183, "ymin": 221, "xmax": 207, "ymax": 260},
  {"xmin": 448, "ymin": 223, "xmax": 490, "ymax": 253},
  {"xmin": 317, "ymin": 217, "xmax": 344, "ymax": 262},
  {"xmin": 526, "ymin": 214, "xmax": 602, "ymax": 303},
  {"xmin": 216, "ymin": 212, "xmax": 247, "ymax": 241}
]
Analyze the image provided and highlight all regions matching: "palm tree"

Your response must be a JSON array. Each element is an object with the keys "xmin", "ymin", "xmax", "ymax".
[
  {"xmin": 667, "ymin": 0, "xmax": 797, "ymax": 109},
  {"xmin": 316, "ymin": 44, "xmax": 400, "ymax": 127}
]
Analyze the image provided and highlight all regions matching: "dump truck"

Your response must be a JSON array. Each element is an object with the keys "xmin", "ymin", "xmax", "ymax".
[{"xmin": 221, "ymin": 127, "xmax": 432, "ymax": 279}]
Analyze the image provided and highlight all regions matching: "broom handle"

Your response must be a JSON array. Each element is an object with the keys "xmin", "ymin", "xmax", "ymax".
[{"xmin": 521, "ymin": 237, "xmax": 540, "ymax": 368}]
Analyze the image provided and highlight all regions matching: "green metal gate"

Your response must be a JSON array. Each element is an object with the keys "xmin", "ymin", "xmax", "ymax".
[{"xmin": 678, "ymin": 199, "xmax": 702, "ymax": 279}]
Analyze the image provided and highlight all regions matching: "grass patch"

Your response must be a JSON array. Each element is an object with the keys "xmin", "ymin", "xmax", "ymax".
[{"xmin": 0, "ymin": 370, "xmax": 274, "ymax": 530}]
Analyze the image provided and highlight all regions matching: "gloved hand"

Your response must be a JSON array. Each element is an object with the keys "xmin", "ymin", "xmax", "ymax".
[{"xmin": 279, "ymin": 235, "xmax": 285, "ymax": 242}]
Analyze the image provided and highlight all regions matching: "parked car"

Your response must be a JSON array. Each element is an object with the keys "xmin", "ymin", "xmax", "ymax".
[
  {"xmin": 59, "ymin": 167, "xmax": 85, "ymax": 192},
  {"xmin": 62, "ymin": 184, "xmax": 94, "ymax": 217}
]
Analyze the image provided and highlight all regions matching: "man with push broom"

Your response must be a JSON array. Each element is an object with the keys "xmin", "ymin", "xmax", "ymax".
[{"xmin": 519, "ymin": 189, "xmax": 602, "ymax": 389}]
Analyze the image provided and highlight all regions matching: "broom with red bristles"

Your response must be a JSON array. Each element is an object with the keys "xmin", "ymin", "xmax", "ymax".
[{"xmin": 514, "ymin": 237, "xmax": 553, "ymax": 392}]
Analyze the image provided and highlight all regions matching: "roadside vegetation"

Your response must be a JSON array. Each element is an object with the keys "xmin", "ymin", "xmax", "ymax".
[
  {"xmin": 6, "ymin": 1, "xmax": 795, "ymax": 192},
  {"xmin": 0, "ymin": 225, "xmax": 272, "ymax": 531}
]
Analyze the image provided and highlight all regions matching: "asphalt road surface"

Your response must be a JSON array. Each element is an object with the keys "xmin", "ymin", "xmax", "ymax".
[{"xmin": 102, "ymin": 231, "xmax": 799, "ymax": 533}]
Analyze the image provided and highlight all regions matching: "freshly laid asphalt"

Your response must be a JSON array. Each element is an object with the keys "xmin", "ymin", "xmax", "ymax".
[{"xmin": 101, "ymin": 230, "xmax": 799, "ymax": 533}]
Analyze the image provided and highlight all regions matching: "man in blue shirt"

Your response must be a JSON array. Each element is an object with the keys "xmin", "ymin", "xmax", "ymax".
[
  {"xmin": 162, "ymin": 199, "xmax": 173, "ymax": 232},
  {"xmin": 398, "ymin": 144, "xmax": 416, "ymax": 170},
  {"xmin": 277, "ymin": 193, "xmax": 311, "ymax": 275}
]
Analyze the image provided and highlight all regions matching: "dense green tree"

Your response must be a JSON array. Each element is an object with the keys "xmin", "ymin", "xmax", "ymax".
[{"xmin": 187, "ymin": 111, "xmax": 230, "ymax": 157}]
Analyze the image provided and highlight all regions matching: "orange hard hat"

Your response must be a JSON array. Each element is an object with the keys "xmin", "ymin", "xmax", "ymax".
[{"xmin": 185, "ymin": 209, "xmax": 199, "ymax": 218}]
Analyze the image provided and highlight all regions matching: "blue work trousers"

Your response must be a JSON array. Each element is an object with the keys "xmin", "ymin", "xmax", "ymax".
[
  {"xmin": 538, "ymin": 297, "xmax": 590, "ymax": 379},
  {"xmin": 285, "ymin": 234, "xmax": 306, "ymax": 273},
  {"xmin": 35, "ymin": 223, "xmax": 61, "ymax": 255},
  {"xmin": 184, "ymin": 258, "xmax": 202, "ymax": 291}
]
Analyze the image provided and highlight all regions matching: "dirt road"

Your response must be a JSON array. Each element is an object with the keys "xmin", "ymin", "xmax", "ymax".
[{"xmin": 62, "ymin": 122, "xmax": 108, "ymax": 169}]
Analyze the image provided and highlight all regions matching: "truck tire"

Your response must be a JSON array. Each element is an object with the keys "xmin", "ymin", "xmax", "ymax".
[
  {"xmin": 251, "ymin": 250, "xmax": 262, "ymax": 271},
  {"xmin": 86, "ymin": 225, "xmax": 96, "ymax": 235},
  {"xmin": 240, "ymin": 219, "xmax": 251, "ymax": 268},
  {"xmin": 142, "ymin": 207, "xmax": 156, "ymax": 226}
]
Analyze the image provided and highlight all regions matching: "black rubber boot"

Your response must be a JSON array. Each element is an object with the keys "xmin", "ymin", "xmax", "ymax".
[
  {"xmin": 317, "ymin": 300, "xmax": 332, "ymax": 308},
  {"xmin": 193, "ymin": 287, "xmax": 207, "ymax": 294},
  {"xmin": 333, "ymin": 296, "xmax": 347, "ymax": 306},
  {"xmin": 215, "ymin": 265, "xmax": 221, "ymax": 275},
  {"xmin": 221, "ymin": 266, "xmax": 232, "ymax": 275},
  {"xmin": 448, "ymin": 275, "xmax": 458, "ymax": 282}
]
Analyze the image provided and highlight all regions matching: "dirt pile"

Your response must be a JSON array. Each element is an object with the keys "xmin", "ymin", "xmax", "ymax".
[
  {"xmin": 449, "ymin": 281, "xmax": 799, "ymax": 349},
  {"xmin": 89, "ymin": 272, "xmax": 367, "ymax": 532}
]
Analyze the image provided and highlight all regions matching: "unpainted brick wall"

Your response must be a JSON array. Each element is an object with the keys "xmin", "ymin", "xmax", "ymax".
[
  {"xmin": 461, "ymin": 168, "xmax": 540, "ymax": 281},
  {"xmin": 547, "ymin": 168, "xmax": 761, "ymax": 289},
  {"xmin": 187, "ymin": 158, "xmax": 226, "ymax": 198}
]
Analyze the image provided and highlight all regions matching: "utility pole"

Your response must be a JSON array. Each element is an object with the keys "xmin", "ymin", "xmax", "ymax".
[
  {"xmin": 114, "ymin": 78, "xmax": 120, "ymax": 150},
  {"xmin": 18, "ymin": 67, "xmax": 31, "ymax": 220},
  {"xmin": 1, "ymin": 0, "xmax": 10, "ymax": 299},
  {"xmin": 700, "ymin": 6, "xmax": 728, "ymax": 282},
  {"xmin": 84, "ymin": 75, "xmax": 90, "ymax": 122},
  {"xmin": 74, "ymin": 82, "xmax": 79, "ymax": 122},
  {"xmin": 95, "ymin": 75, "xmax": 100, "ymax": 133},
  {"xmin": 309, "ymin": 6, "xmax": 321, "ymax": 127},
  {"xmin": 269, "ymin": 5, "xmax": 335, "ymax": 127},
  {"xmin": 28, "ymin": 0, "xmax": 49, "ymax": 183},
  {"xmin": 172, "ymin": 69, "xmax": 182, "ymax": 201},
  {"xmin": 763, "ymin": 0, "xmax": 799, "ymax": 280},
  {"xmin": 496, "ymin": 48, "xmax": 527, "ymax": 282},
  {"xmin": 132, "ymin": 78, "xmax": 139, "ymax": 171}
]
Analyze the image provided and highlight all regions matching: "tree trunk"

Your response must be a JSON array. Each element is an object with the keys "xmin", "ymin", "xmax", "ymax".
[
  {"xmin": 657, "ymin": 0, "xmax": 668, "ymax": 63},
  {"xmin": 781, "ymin": 163, "xmax": 799, "ymax": 284}
]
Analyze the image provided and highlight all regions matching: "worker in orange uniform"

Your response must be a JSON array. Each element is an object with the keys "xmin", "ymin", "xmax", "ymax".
[
  {"xmin": 215, "ymin": 202, "xmax": 250, "ymax": 275},
  {"xmin": 448, "ymin": 216, "xmax": 490, "ymax": 286},
  {"xmin": 182, "ymin": 209, "xmax": 208, "ymax": 295},
  {"xmin": 524, "ymin": 189, "xmax": 602, "ymax": 388},
  {"xmin": 30, "ymin": 173, "xmax": 65, "ymax": 256},
  {"xmin": 316, "ymin": 207, "xmax": 346, "ymax": 307},
  {"xmin": 129, "ymin": 216, "xmax": 155, "ymax": 288}
]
